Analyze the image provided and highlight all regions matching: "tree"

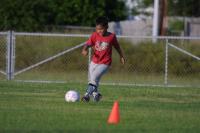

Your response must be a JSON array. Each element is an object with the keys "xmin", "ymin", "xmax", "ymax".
[
  {"xmin": 168, "ymin": 0, "xmax": 200, "ymax": 17},
  {"xmin": 130, "ymin": 0, "xmax": 199, "ymax": 35},
  {"xmin": 132, "ymin": 0, "xmax": 200, "ymax": 17},
  {"xmin": 0, "ymin": 0, "xmax": 127, "ymax": 31}
]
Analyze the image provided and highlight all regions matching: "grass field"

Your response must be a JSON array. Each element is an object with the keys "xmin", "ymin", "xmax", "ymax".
[{"xmin": 0, "ymin": 81, "xmax": 200, "ymax": 133}]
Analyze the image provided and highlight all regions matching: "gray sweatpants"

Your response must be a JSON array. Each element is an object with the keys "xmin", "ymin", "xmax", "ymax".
[{"xmin": 88, "ymin": 61, "xmax": 110, "ymax": 88}]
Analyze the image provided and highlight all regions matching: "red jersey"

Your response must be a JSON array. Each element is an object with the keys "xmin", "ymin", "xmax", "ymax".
[{"xmin": 85, "ymin": 32, "xmax": 119, "ymax": 65}]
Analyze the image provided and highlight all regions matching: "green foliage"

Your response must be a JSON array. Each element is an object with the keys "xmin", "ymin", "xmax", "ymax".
[
  {"xmin": 168, "ymin": 41, "xmax": 200, "ymax": 76},
  {"xmin": 131, "ymin": 8, "xmax": 140, "ymax": 16},
  {"xmin": 14, "ymin": 36, "xmax": 200, "ymax": 77},
  {"xmin": 0, "ymin": 36, "xmax": 6, "ymax": 70},
  {"xmin": 168, "ymin": 0, "xmax": 200, "ymax": 17},
  {"xmin": 132, "ymin": 0, "xmax": 200, "ymax": 17},
  {"xmin": 121, "ymin": 41, "xmax": 164, "ymax": 74},
  {"xmin": 15, "ymin": 36, "xmax": 87, "ymax": 71},
  {"xmin": 141, "ymin": 0, "xmax": 154, "ymax": 7},
  {"xmin": 0, "ymin": 0, "xmax": 127, "ymax": 31},
  {"xmin": 169, "ymin": 20, "xmax": 184, "ymax": 31}
]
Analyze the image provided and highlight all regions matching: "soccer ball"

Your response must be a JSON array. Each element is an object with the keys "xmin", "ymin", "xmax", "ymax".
[{"xmin": 65, "ymin": 90, "xmax": 80, "ymax": 102}]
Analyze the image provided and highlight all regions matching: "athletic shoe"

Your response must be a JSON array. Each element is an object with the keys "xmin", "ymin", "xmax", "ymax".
[
  {"xmin": 81, "ymin": 95, "xmax": 90, "ymax": 102},
  {"xmin": 93, "ymin": 92, "xmax": 102, "ymax": 102}
]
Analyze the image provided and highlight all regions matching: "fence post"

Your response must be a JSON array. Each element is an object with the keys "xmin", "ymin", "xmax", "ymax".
[
  {"xmin": 88, "ymin": 47, "xmax": 91, "ymax": 81},
  {"xmin": 164, "ymin": 39, "xmax": 169, "ymax": 86},
  {"xmin": 6, "ymin": 30, "xmax": 15, "ymax": 80}
]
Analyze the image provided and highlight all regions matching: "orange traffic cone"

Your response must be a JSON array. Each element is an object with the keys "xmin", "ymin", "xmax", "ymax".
[{"xmin": 107, "ymin": 101, "xmax": 120, "ymax": 124}]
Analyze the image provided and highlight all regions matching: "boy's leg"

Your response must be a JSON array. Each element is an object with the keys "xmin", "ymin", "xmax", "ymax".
[
  {"xmin": 84, "ymin": 83, "xmax": 97, "ymax": 97},
  {"xmin": 89, "ymin": 62, "xmax": 109, "ymax": 102},
  {"xmin": 82, "ymin": 83, "xmax": 97, "ymax": 102},
  {"xmin": 82, "ymin": 62, "xmax": 98, "ymax": 102},
  {"xmin": 82, "ymin": 62, "xmax": 109, "ymax": 102}
]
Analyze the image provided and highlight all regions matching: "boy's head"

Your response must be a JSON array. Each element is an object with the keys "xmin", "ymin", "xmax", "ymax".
[
  {"xmin": 95, "ymin": 16, "xmax": 109, "ymax": 36},
  {"xmin": 96, "ymin": 16, "xmax": 109, "ymax": 27}
]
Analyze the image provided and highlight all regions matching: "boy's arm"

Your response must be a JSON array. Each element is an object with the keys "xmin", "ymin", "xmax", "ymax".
[
  {"xmin": 113, "ymin": 43, "xmax": 125, "ymax": 65},
  {"xmin": 82, "ymin": 33, "xmax": 94, "ymax": 56},
  {"xmin": 82, "ymin": 45, "xmax": 90, "ymax": 56}
]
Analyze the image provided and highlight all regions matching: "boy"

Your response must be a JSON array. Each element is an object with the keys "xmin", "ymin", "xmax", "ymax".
[{"xmin": 81, "ymin": 16, "xmax": 125, "ymax": 102}]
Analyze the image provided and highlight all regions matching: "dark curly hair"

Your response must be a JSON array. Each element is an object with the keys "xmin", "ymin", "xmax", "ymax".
[{"xmin": 95, "ymin": 16, "xmax": 109, "ymax": 27}]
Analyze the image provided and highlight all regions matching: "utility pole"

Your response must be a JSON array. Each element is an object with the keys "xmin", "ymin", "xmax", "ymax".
[{"xmin": 160, "ymin": 0, "xmax": 168, "ymax": 36}]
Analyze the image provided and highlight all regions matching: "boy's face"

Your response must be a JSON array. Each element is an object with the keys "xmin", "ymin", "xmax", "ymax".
[{"xmin": 96, "ymin": 24, "xmax": 108, "ymax": 36}]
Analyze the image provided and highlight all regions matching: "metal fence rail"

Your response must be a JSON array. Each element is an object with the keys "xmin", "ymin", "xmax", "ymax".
[{"xmin": 0, "ymin": 31, "xmax": 199, "ymax": 87}]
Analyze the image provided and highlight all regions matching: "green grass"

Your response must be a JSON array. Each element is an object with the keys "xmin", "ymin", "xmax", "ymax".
[
  {"xmin": 0, "ymin": 81, "xmax": 200, "ymax": 133},
  {"xmin": 13, "ymin": 70, "xmax": 200, "ymax": 87}
]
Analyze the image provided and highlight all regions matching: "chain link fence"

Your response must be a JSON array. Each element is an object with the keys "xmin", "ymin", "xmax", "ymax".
[
  {"xmin": 0, "ymin": 32, "xmax": 7, "ymax": 80},
  {"xmin": 14, "ymin": 33, "xmax": 89, "ymax": 83},
  {"xmin": 166, "ymin": 39, "xmax": 200, "ymax": 87},
  {"xmin": 0, "ymin": 31, "xmax": 199, "ymax": 87}
]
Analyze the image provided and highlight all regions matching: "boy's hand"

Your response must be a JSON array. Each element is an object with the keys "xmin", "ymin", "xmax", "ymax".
[
  {"xmin": 82, "ymin": 49, "xmax": 88, "ymax": 56},
  {"xmin": 120, "ymin": 57, "xmax": 125, "ymax": 65}
]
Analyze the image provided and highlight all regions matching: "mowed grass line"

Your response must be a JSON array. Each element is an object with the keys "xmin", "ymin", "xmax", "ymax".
[{"xmin": 0, "ymin": 81, "xmax": 200, "ymax": 133}]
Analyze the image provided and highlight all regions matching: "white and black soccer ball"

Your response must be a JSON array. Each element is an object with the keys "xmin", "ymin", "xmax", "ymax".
[{"xmin": 65, "ymin": 90, "xmax": 80, "ymax": 102}]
